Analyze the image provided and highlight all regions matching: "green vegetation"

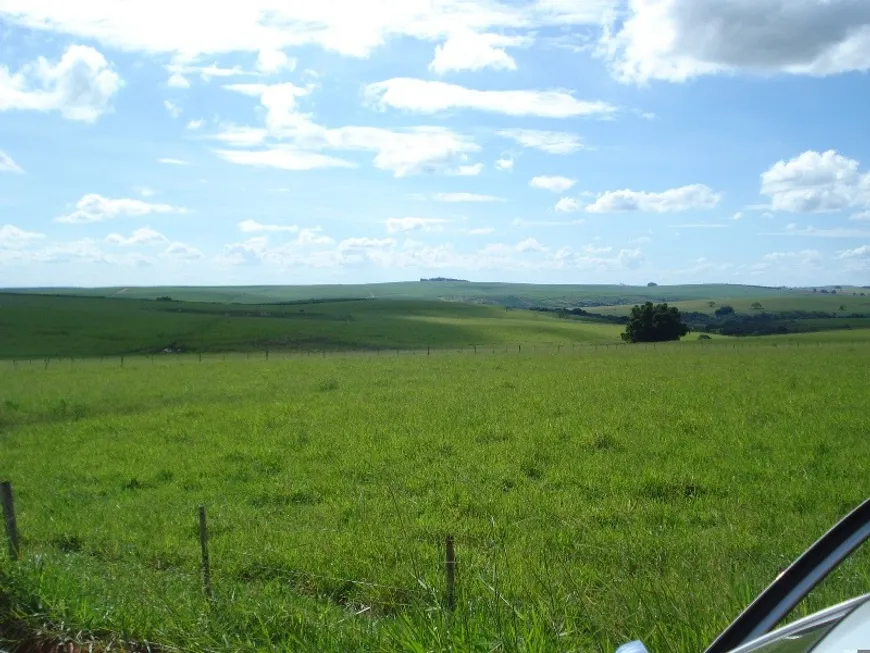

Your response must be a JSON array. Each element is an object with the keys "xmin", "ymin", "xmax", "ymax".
[
  {"xmin": 620, "ymin": 302, "xmax": 689, "ymax": 343},
  {"xmin": 3, "ymin": 282, "xmax": 807, "ymax": 308},
  {"xmin": 0, "ymin": 293, "xmax": 621, "ymax": 359},
  {"xmin": 1, "ymin": 341, "xmax": 870, "ymax": 652}
]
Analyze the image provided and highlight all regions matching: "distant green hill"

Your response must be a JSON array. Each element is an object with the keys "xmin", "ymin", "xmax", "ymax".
[
  {"xmin": 0, "ymin": 293, "xmax": 622, "ymax": 359},
  {"xmin": 3, "ymin": 281, "xmax": 804, "ymax": 308}
]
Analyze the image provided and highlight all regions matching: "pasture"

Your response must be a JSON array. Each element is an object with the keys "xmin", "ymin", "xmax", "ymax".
[{"xmin": 2, "ymin": 339, "xmax": 869, "ymax": 652}]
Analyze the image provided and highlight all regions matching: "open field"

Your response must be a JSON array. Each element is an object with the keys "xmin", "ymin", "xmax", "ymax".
[
  {"xmin": 588, "ymin": 293, "xmax": 870, "ymax": 317},
  {"xmin": 2, "ymin": 340, "xmax": 870, "ymax": 652},
  {"xmin": 2, "ymin": 282, "xmax": 810, "ymax": 308},
  {"xmin": 0, "ymin": 293, "xmax": 623, "ymax": 359}
]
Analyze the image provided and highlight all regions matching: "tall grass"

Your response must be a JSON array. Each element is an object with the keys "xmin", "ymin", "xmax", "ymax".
[{"xmin": 1, "ymin": 343, "xmax": 869, "ymax": 651}]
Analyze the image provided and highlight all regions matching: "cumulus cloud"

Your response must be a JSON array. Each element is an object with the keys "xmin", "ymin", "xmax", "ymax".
[
  {"xmin": 55, "ymin": 194, "xmax": 188, "ymax": 224},
  {"xmin": 495, "ymin": 156, "xmax": 514, "ymax": 171},
  {"xmin": 760, "ymin": 150, "xmax": 870, "ymax": 213},
  {"xmin": 163, "ymin": 100, "xmax": 181, "ymax": 117},
  {"xmin": 555, "ymin": 197, "xmax": 581, "ymax": 213},
  {"xmin": 214, "ymin": 146, "xmax": 354, "ymax": 171},
  {"xmin": 839, "ymin": 245, "xmax": 870, "ymax": 259},
  {"xmin": 186, "ymin": 119, "xmax": 205, "ymax": 130},
  {"xmin": 498, "ymin": 129, "xmax": 584, "ymax": 154},
  {"xmin": 429, "ymin": 30, "xmax": 529, "ymax": 74},
  {"xmin": 585, "ymin": 184, "xmax": 722, "ymax": 213},
  {"xmin": 0, "ymin": 224, "xmax": 45, "ymax": 248},
  {"xmin": 530, "ymin": 176, "xmax": 576, "ymax": 192},
  {"xmin": 365, "ymin": 78, "xmax": 616, "ymax": 118},
  {"xmin": 105, "ymin": 227, "xmax": 169, "ymax": 246},
  {"xmin": 162, "ymin": 242, "xmax": 203, "ymax": 260},
  {"xmin": 449, "ymin": 163, "xmax": 484, "ymax": 176},
  {"xmin": 0, "ymin": 150, "xmax": 23, "ymax": 174},
  {"xmin": 600, "ymin": 0, "xmax": 870, "ymax": 84},
  {"xmin": 851, "ymin": 210, "xmax": 870, "ymax": 222},
  {"xmin": 0, "ymin": 44, "xmax": 122, "ymax": 122}
]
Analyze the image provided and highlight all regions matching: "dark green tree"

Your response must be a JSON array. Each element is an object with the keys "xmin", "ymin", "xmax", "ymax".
[
  {"xmin": 621, "ymin": 302, "xmax": 689, "ymax": 343},
  {"xmin": 715, "ymin": 305, "xmax": 735, "ymax": 318}
]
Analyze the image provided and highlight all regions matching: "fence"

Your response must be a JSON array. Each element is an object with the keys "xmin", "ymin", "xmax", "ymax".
[{"xmin": 0, "ymin": 337, "xmax": 832, "ymax": 371}]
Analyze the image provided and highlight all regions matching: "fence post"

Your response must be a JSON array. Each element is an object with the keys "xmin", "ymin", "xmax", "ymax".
[
  {"xmin": 474, "ymin": 345, "xmax": 477, "ymax": 354},
  {"xmin": 1, "ymin": 482, "xmax": 19, "ymax": 561},
  {"xmin": 120, "ymin": 356, "xmax": 125, "ymax": 368},
  {"xmin": 199, "ymin": 506, "xmax": 213, "ymax": 599},
  {"xmin": 518, "ymin": 344, "xmax": 521, "ymax": 354},
  {"xmin": 427, "ymin": 346, "xmax": 430, "ymax": 356},
  {"xmin": 44, "ymin": 358, "xmax": 49, "ymax": 370},
  {"xmin": 445, "ymin": 535, "xmax": 455, "ymax": 611}
]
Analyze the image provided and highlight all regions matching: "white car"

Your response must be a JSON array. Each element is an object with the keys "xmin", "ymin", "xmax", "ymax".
[{"xmin": 616, "ymin": 497, "xmax": 870, "ymax": 653}]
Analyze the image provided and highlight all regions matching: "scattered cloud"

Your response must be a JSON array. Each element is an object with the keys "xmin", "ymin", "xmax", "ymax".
[
  {"xmin": 0, "ymin": 150, "xmax": 23, "ymax": 174},
  {"xmin": 851, "ymin": 211, "xmax": 870, "ymax": 222},
  {"xmin": 186, "ymin": 118, "xmax": 204, "ymax": 130},
  {"xmin": 600, "ymin": 0, "xmax": 870, "ymax": 84},
  {"xmin": 495, "ymin": 156, "xmax": 514, "ymax": 171},
  {"xmin": 0, "ymin": 224, "xmax": 45, "ymax": 247},
  {"xmin": 238, "ymin": 219, "xmax": 299, "ymax": 233},
  {"xmin": 466, "ymin": 227, "xmax": 495, "ymax": 235},
  {"xmin": 213, "ymin": 146, "xmax": 354, "ymax": 171},
  {"xmin": 671, "ymin": 223, "xmax": 729, "ymax": 229},
  {"xmin": 55, "ymin": 194, "xmax": 188, "ymax": 224},
  {"xmin": 385, "ymin": 217, "xmax": 451, "ymax": 234},
  {"xmin": 365, "ymin": 78, "xmax": 617, "ymax": 118},
  {"xmin": 429, "ymin": 30, "xmax": 529, "ymax": 74},
  {"xmin": 449, "ymin": 163, "xmax": 484, "ymax": 176},
  {"xmin": 134, "ymin": 186, "xmax": 156, "ymax": 198},
  {"xmin": 498, "ymin": 129, "xmax": 584, "ymax": 154},
  {"xmin": 162, "ymin": 242, "xmax": 203, "ymax": 260},
  {"xmin": 105, "ymin": 227, "xmax": 169, "ymax": 246},
  {"xmin": 158, "ymin": 158, "xmax": 190, "ymax": 165},
  {"xmin": 256, "ymin": 50, "xmax": 296, "ymax": 74},
  {"xmin": 0, "ymin": 44, "xmax": 122, "ymax": 122},
  {"xmin": 732, "ymin": 211, "xmax": 744, "ymax": 221},
  {"xmin": 432, "ymin": 192, "xmax": 503, "ymax": 203},
  {"xmin": 762, "ymin": 224, "xmax": 870, "ymax": 238},
  {"xmin": 761, "ymin": 150, "xmax": 870, "ymax": 212},
  {"xmin": 839, "ymin": 245, "xmax": 870, "ymax": 259},
  {"xmin": 585, "ymin": 184, "xmax": 722, "ymax": 213},
  {"xmin": 530, "ymin": 176, "xmax": 576, "ymax": 192},
  {"xmin": 163, "ymin": 100, "xmax": 181, "ymax": 118},
  {"xmin": 555, "ymin": 197, "xmax": 581, "ymax": 213}
]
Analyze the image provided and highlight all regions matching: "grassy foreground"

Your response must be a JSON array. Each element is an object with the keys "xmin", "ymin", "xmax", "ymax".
[{"xmin": 2, "ymin": 341, "xmax": 869, "ymax": 651}]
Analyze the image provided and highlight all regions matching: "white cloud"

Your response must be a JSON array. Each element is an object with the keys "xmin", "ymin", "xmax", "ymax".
[
  {"xmin": 385, "ymin": 217, "xmax": 450, "ymax": 234},
  {"xmin": 600, "ymin": 0, "xmax": 870, "ymax": 84},
  {"xmin": 167, "ymin": 71, "xmax": 189, "ymax": 88},
  {"xmin": 0, "ymin": 44, "xmax": 122, "ymax": 122},
  {"xmin": 168, "ymin": 62, "xmax": 257, "ymax": 84},
  {"xmin": 498, "ymin": 129, "xmax": 584, "ymax": 154},
  {"xmin": 762, "ymin": 225, "xmax": 870, "ymax": 238},
  {"xmin": 466, "ymin": 227, "xmax": 495, "ymax": 235},
  {"xmin": 732, "ymin": 211, "xmax": 744, "ymax": 221},
  {"xmin": 555, "ymin": 197, "xmax": 581, "ymax": 213},
  {"xmin": 365, "ymin": 78, "xmax": 616, "ymax": 118},
  {"xmin": 0, "ymin": 224, "xmax": 45, "ymax": 248},
  {"xmin": 585, "ymin": 184, "xmax": 722, "ymax": 213},
  {"xmin": 238, "ymin": 219, "xmax": 299, "ymax": 233},
  {"xmin": 164, "ymin": 99, "xmax": 181, "ymax": 118},
  {"xmin": 433, "ymin": 192, "xmax": 503, "ymax": 203},
  {"xmin": 429, "ymin": 30, "xmax": 528, "ymax": 74},
  {"xmin": 187, "ymin": 119, "xmax": 204, "ymax": 130},
  {"xmin": 105, "ymin": 227, "xmax": 169, "ymax": 246},
  {"xmin": 760, "ymin": 150, "xmax": 870, "ymax": 213},
  {"xmin": 256, "ymin": 49, "xmax": 297, "ymax": 74},
  {"xmin": 851, "ymin": 210, "xmax": 870, "ymax": 222},
  {"xmin": 672, "ymin": 223, "xmax": 729, "ymax": 229},
  {"xmin": 449, "ymin": 163, "xmax": 484, "ymax": 176},
  {"xmin": 763, "ymin": 250, "xmax": 823, "ymax": 263},
  {"xmin": 495, "ymin": 156, "xmax": 514, "ymax": 171},
  {"xmin": 55, "ymin": 194, "xmax": 188, "ymax": 224},
  {"xmin": 530, "ymin": 175, "xmax": 576, "ymax": 192},
  {"xmin": 513, "ymin": 217, "xmax": 585, "ymax": 227},
  {"xmin": 839, "ymin": 245, "xmax": 870, "ymax": 259},
  {"xmin": 214, "ymin": 146, "xmax": 354, "ymax": 171},
  {"xmin": 135, "ymin": 186, "xmax": 156, "ymax": 197},
  {"xmin": 162, "ymin": 242, "xmax": 203, "ymax": 260},
  {"xmin": 0, "ymin": 2, "xmax": 610, "ymax": 63},
  {"xmin": 0, "ymin": 150, "xmax": 23, "ymax": 174},
  {"xmin": 338, "ymin": 237, "xmax": 397, "ymax": 251},
  {"xmin": 158, "ymin": 158, "xmax": 190, "ymax": 165},
  {"xmin": 210, "ymin": 124, "xmax": 268, "ymax": 147}
]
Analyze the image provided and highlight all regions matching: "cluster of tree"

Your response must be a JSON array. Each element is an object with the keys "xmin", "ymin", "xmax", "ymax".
[
  {"xmin": 419, "ymin": 277, "xmax": 469, "ymax": 282},
  {"xmin": 155, "ymin": 296, "xmax": 174, "ymax": 302},
  {"xmin": 529, "ymin": 306, "xmax": 629, "ymax": 324},
  {"xmin": 621, "ymin": 302, "xmax": 689, "ymax": 343},
  {"xmin": 681, "ymin": 309, "xmax": 868, "ymax": 336}
]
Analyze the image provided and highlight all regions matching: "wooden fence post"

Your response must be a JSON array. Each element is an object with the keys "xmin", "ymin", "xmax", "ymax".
[
  {"xmin": 199, "ymin": 506, "xmax": 213, "ymax": 599},
  {"xmin": 120, "ymin": 356, "xmax": 125, "ymax": 368},
  {"xmin": 1, "ymin": 482, "xmax": 19, "ymax": 561},
  {"xmin": 427, "ymin": 346, "xmax": 430, "ymax": 356},
  {"xmin": 445, "ymin": 535, "xmax": 455, "ymax": 611}
]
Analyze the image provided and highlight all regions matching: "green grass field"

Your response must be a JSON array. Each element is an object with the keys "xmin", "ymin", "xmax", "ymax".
[
  {"xmin": 2, "ymin": 341, "xmax": 869, "ymax": 652},
  {"xmin": 587, "ymin": 293, "xmax": 870, "ymax": 316},
  {"xmin": 0, "ymin": 293, "xmax": 622, "ymax": 359}
]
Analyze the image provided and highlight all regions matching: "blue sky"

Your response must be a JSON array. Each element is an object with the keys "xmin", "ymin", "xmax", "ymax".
[{"xmin": 1, "ymin": 0, "xmax": 870, "ymax": 288}]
